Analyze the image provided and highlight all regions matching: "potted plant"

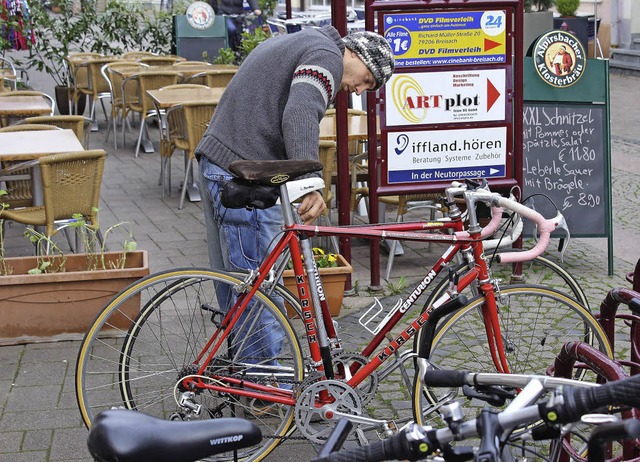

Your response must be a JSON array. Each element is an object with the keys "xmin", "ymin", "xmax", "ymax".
[
  {"xmin": 15, "ymin": 0, "xmax": 180, "ymax": 114},
  {"xmin": 212, "ymin": 17, "xmax": 270, "ymax": 65},
  {"xmin": 523, "ymin": 0, "xmax": 555, "ymax": 55},
  {"xmin": 0, "ymin": 193, "xmax": 150, "ymax": 344},
  {"xmin": 555, "ymin": 0, "xmax": 579, "ymax": 17},
  {"xmin": 14, "ymin": 0, "xmax": 95, "ymax": 114},
  {"xmin": 282, "ymin": 248, "xmax": 353, "ymax": 318},
  {"xmin": 553, "ymin": 0, "xmax": 590, "ymax": 52}
]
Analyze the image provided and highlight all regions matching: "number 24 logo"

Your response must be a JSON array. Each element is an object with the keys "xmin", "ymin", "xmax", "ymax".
[{"xmin": 485, "ymin": 15, "xmax": 503, "ymax": 27}]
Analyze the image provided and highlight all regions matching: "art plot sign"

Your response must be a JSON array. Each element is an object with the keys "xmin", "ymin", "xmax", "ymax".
[
  {"xmin": 385, "ymin": 68, "xmax": 506, "ymax": 126},
  {"xmin": 383, "ymin": 10, "xmax": 507, "ymax": 67}
]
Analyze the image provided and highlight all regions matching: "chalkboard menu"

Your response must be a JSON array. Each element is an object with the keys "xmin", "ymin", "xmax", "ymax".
[{"xmin": 522, "ymin": 102, "xmax": 608, "ymax": 237}]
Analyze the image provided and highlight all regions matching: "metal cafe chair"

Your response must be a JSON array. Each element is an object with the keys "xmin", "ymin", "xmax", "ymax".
[
  {"xmin": 0, "ymin": 150, "xmax": 106, "ymax": 254},
  {"xmin": 164, "ymin": 101, "xmax": 217, "ymax": 208}
]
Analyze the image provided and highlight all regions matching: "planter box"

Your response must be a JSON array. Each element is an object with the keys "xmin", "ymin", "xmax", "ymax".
[
  {"xmin": 283, "ymin": 254, "xmax": 352, "ymax": 318},
  {"xmin": 554, "ymin": 16, "xmax": 590, "ymax": 52},
  {"xmin": 0, "ymin": 250, "xmax": 149, "ymax": 345},
  {"xmin": 524, "ymin": 11, "xmax": 554, "ymax": 55}
]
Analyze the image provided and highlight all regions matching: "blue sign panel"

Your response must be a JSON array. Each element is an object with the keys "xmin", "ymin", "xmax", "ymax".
[{"xmin": 389, "ymin": 165, "xmax": 505, "ymax": 183}]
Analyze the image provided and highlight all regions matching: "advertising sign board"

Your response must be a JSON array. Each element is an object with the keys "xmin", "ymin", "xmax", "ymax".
[
  {"xmin": 383, "ymin": 10, "xmax": 507, "ymax": 67},
  {"xmin": 386, "ymin": 126, "xmax": 507, "ymax": 183},
  {"xmin": 386, "ymin": 68, "xmax": 506, "ymax": 126}
]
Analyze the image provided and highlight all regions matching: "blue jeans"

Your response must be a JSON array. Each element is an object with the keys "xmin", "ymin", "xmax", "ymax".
[{"xmin": 198, "ymin": 158, "xmax": 285, "ymax": 367}]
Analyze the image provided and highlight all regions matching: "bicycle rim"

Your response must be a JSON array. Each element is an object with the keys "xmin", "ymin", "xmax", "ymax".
[
  {"xmin": 412, "ymin": 285, "xmax": 611, "ymax": 428},
  {"xmin": 76, "ymin": 268, "xmax": 304, "ymax": 462}
]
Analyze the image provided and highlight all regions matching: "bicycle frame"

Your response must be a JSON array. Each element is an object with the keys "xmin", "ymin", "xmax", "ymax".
[{"xmin": 182, "ymin": 181, "xmax": 516, "ymax": 406}]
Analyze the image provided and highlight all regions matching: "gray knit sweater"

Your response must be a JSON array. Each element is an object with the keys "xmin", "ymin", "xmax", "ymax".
[{"xmin": 196, "ymin": 26, "xmax": 345, "ymax": 176}]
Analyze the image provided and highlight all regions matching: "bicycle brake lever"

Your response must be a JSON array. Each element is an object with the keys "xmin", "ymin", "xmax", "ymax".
[
  {"xmin": 555, "ymin": 214, "xmax": 571, "ymax": 263},
  {"xmin": 447, "ymin": 269, "xmax": 459, "ymax": 296},
  {"xmin": 442, "ymin": 443, "xmax": 474, "ymax": 462},
  {"xmin": 462, "ymin": 384, "xmax": 515, "ymax": 407},
  {"xmin": 464, "ymin": 178, "xmax": 483, "ymax": 190}
]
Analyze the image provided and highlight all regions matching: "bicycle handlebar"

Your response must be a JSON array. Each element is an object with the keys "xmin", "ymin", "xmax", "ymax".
[
  {"xmin": 316, "ymin": 373, "xmax": 640, "ymax": 462},
  {"xmin": 587, "ymin": 420, "xmax": 640, "ymax": 462},
  {"xmin": 545, "ymin": 372, "xmax": 640, "ymax": 424},
  {"xmin": 445, "ymin": 182, "xmax": 565, "ymax": 263},
  {"xmin": 480, "ymin": 192, "xmax": 564, "ymax": 264}
]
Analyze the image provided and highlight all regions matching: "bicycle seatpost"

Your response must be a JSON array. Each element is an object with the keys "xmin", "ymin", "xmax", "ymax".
[{"xmin": 278, "ymin": 182, "xmax": 335, "ymax": 376}]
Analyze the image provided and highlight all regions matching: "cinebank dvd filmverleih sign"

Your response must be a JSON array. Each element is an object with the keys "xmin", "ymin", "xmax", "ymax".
[{"xmin": 383, "ymin": 10, "xmax": 507, "ymax": 68}]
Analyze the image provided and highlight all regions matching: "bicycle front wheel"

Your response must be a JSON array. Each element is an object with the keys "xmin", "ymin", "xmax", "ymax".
[
  {"xmin": 412, "ymin": 284, "xmax": 612, "ymax": 426},
  {"xmin": 76, "ymin": 268, "xmax": 304, "ymax": 462}
]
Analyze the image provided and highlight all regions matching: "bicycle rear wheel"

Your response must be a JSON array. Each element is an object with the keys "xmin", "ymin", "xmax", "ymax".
[
  {"xmin": 412, "ymin": 285, "xmax": 611, "ymax": 426},
  {"xmin": 76, "ymin": 268, "xmax": 304, "ymax": 462}
]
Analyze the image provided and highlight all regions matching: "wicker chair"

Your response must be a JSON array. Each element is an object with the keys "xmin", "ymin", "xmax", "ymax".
[
  {"xmin": 102, "ymin": 61, "xmax": 148, "ymax": 149},
  {"xmin": 0, "ymin": 57, "xmax": 17, "ymax": 91},
  {"xmin": 121, "ymin": 51, "xmax": 156, "ymax": 60},
  {"xmin": 66, "ymin": 53, "xmax": 103, "ymax": 114},
  {"xmin": 346, "ymin": 146, "xmax": 444, "ymax": 279},
  {"xmin": 137, "ymin": 56, "xmax": 183, "ymax": 66},
  {"xmin": 21, "ymin": 115, "xmax": 90, "ymax": 148},
  {"xmin": 173, "ymin": 61, "xmax": 212, "ymax": 68},
  {"xmin": 123, "ymin": 70, "xmax": 181, "ymax": 157},
  {"xmin": 185, "ymin": 69, "xmax": 237, "ymax": 87},
  {"xmin": 164, "ymin": 101, "xmax": 217, "ymax": 208},
  {"xmin": 0, "ymin": 150, "xmax": 106, "ymax": 253},
  {"xmin": 76, "ymin": 57, "xmax": 121, "ymax": 128},
  {"xmin": 0, "ymin": 124, "xmax": 62, "ymax": 209}
]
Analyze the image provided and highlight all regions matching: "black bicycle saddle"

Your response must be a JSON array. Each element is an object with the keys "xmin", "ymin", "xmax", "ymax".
[
  {"xmin": 228, "ymin": 159, "xmax": 323, "ymax": 185},
  {"xmin": 87, "ymin": 409, "xmax": 262, "ymax": 462}
]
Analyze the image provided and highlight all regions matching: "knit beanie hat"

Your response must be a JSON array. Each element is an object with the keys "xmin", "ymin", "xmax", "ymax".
[{"xmin": 343, "ymin": 31, "xmax": 395, "ymax": 90}]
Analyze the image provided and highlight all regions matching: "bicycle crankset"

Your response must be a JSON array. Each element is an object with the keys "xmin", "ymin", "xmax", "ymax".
[
  {"xmin": 294, "ymin": 379, "xmax": 362, "ymax": 444},
  {"xmin": 332, "ymin": 353, "xmax": 379, "ymax": 404}
]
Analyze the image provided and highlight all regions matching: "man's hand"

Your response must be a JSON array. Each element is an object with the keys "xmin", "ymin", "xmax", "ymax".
[{"xmin": 297, "ymin": 191, "xmax": 326, "ymax": 225}]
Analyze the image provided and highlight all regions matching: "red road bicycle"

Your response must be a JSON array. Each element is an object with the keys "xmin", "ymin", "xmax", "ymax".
[{"xmin": 76, "ymin": 159, "xmax": 611, "ymax": 461}]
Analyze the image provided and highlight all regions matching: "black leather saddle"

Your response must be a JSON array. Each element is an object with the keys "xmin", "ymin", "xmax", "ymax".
[
  {"xmin": 222, "ymin": 159, "xmax": 323, "ymax": 210},
  {"xmin": 87, "ymin": 409, "xmax": 262, "ymax": 462}
]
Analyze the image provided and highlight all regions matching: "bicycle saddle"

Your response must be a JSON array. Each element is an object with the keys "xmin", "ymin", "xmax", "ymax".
[
  {"xmin": 87, "ymin": 409, "xmax": 262, "ymax": 462},
  {"xmin": 228, "ymin": 159, "xmax": 323, "ymax": 185}
]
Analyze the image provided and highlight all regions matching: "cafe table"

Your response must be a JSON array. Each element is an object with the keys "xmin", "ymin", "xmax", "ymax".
[
  {"xmin": 146, "ymin": 86, "xmax": 225, "ymax": 110},
  {"xmin": 0, "ymin": 129, "xmax": 85, "ymax": 204},
  {"xmin": 319, "ymin": 114, "xmax": 380, "ymax": 141},
  {"xmin": 109, "ymin": 64, "xmax": 215, "ymax": 81},
  {"xmin": 0, "ymin": 94, "xmax": 53, "ymax": 126}
]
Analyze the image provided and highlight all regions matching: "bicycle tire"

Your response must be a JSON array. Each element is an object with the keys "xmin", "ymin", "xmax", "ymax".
[
  {"xmin": 412, "ymin": 285, "xmax": 612, "ymax": 428},
  {"xmin": 76, "ymin": 268, "xmax": 305, "ymax": 462},
  {"xmin": 420, "ymin": 252, "xmax": 589, "ymax": 314}
]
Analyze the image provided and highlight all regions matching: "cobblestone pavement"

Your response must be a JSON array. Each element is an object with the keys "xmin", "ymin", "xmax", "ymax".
[{"xmin": 0, "ymin": 60, "xmax": 638, "ymax": 461}]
